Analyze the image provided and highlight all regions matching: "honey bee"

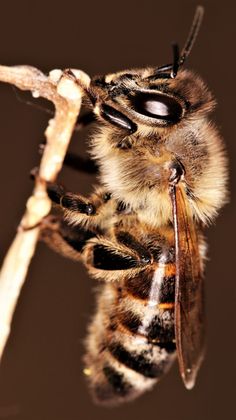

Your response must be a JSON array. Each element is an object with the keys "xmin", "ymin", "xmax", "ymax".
[{"xmin": 40, "ymin": 6, "xmax": 227, "ymax": 405}]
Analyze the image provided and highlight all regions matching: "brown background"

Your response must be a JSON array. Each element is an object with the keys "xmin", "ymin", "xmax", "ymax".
[{"xmin": 0, "ymin": 0, "xmax": 235, "ymax": 419}]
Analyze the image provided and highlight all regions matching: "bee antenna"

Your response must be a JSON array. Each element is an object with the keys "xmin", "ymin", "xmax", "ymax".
[
  {"xmin": 178, "ymin": 5, "xmax": 204, "ymax": 70},
  {"xmin": 170, "ymin": 43, "xmax": 180, "ymax": 78},
  {"xmin": 147, "ymin": 6, "xmax": 204, "ymax": 81}
]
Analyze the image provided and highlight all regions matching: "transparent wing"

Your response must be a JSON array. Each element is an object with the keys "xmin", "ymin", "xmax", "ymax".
[{"xmin": 170, "ymin": 185, "xmax": 205, "ymax": 389}]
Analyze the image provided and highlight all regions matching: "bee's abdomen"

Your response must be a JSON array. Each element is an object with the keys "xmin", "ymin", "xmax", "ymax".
[{"xmin": 84, "ymin": 264, "xmax": 176, "ymax": 405}]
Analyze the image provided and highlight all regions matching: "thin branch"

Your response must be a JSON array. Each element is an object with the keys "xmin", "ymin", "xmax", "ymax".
[{"xmin": 0, "ymin": 65, "xmax": 90, "ymax": 360}]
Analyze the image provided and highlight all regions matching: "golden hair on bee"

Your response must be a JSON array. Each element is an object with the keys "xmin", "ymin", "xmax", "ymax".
[
  {"xmin": 42, "ymin": 5, "xmax": 228, "ymax": 405},
  {"xmin": 90, "ymin": 64, "xmax": 227, "ymax": 227}
]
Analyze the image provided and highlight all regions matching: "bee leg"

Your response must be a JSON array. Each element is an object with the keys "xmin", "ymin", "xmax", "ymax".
[
  {"xmin": 40, "ymin": 215, "xmax": 97, "ymax": 262},
  {"xmin": 82, "ymin": 236, "xmax": 152, "ymax": 282},
  {"xmin": 63, "ymin": 152, "xmax": 98, "ymax": 174},
  {"xmin": 46, "ymin": 182, "xmax": 96, "ymax": 216},
  {"xmin": 46, "ymin": 182, "xmax": 112, "ymax": 228},
  {"xmin": 40, "ymin": 218, "xmax": 152, "ymax": 281}
]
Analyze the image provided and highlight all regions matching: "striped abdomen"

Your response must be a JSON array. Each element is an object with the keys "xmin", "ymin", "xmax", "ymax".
[{"xmin": 84, "ymin": 253, "xmax": 177, "ymax": 405}]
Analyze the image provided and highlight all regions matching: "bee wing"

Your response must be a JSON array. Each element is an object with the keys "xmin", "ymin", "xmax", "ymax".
[{"xmin": 170, "ymin": 185, "xmax": 205, "ymax": 389}]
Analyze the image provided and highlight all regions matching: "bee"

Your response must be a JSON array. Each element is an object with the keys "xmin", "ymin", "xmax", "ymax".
[{"xmin": 40, "ymin": 6, "xmax": 227, "ymax": 405}]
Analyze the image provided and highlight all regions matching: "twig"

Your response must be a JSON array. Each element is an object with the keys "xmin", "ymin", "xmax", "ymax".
[{"xmin": 0, "ymin": 65, "xmax": 90, "ymax": 360}]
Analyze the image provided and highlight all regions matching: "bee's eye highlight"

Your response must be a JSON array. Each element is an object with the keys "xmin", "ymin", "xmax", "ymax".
[{"xmin": 131, "ymin": 93, "xmax": 182, "ymax": 124}]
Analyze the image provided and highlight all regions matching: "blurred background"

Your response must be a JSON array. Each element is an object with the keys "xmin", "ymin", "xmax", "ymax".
[{"xmin": 0, "ymin": 0, "xmax": 235, "ymax": 419}]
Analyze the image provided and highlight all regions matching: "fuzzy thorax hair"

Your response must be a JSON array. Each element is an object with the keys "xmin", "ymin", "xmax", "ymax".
[{"xmin": 90, "ymin": 69, "xmax": 228, "ymax": 228}]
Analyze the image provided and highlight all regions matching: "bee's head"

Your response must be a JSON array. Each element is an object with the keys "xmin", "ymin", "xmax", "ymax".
[
  {"xmin": 91, "ymin": 66, "xmax": 215, "ymax": 137},
  {"xmin": 85, "ymin": 6, "xmax": 213, "ymax": 146},
  {"xmin": 89, "ymin": 67, "xmax": 215, "ymax": 195},
  {"xmin": 83, "ymin": 6, "xmax": 217, "ymax": 216}
]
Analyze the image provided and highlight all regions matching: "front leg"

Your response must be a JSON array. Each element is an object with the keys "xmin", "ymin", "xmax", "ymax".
[
  {"xmin": 47, "ymin": 182, "xmax": 95, "ymax": 215},
  {"xmin": 40, "ymin": 215, "xmax": 97, "ymax": 262},
  {"xmin": 46, "ymin": 182, "xmax": 113, "ymax": 229}
]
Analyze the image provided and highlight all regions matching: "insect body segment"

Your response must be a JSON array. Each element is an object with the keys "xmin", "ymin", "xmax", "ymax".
[
  {"xmin": 40, "ymin": 6, "xmax": 228, "ymax": 405},
  {"xmin": 85, "ymin": 260, "xmax": 177, "ymax": 405},
  {"xmin": 41, "ymin": 211, "xmax": 180, "ymax": 405}
]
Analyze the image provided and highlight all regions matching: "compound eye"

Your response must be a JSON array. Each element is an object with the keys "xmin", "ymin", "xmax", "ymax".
[{"xmin": 131, "ymin": 92, "xmax": 183, "ymax": 124}]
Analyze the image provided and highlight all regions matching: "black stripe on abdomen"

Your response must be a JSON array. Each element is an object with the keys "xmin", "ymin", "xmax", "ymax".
[
  {"xmin": 108, "ymin": 342, "xmax": 165, "ymax": 378},
  {"xmin": 146, "ymin": 313, "xmax": 176, "ymax": 352},
  {"xmin": 118, "ymin": 310, "xmax": 141, "ymax": 334},
  {"xmin": 102, "ymin": 365, "xmax": 132, "ymax": 397},
  {"xmin": 118, "ymin": 310, "xmax": 176, "ymax": 353}
]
